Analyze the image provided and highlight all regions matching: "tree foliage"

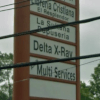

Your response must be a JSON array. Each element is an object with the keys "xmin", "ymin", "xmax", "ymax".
[
  {"xmin": 89, "ymin": 63, "xmax": 100, "ymax": 100},
  {"xmin": 0, "ymin": 91, "xmax": 8, "ymax": 100},
  {"xmin": 81, "ymin": 63, "xmax": 100, "ymax": 100},
  {"xmin": 0, "ymin": 52, "xmax": 13, "ymax": 100},
  {"xmin": 80, "ymin": 81, "xmax": 94, "ymax": 100}
]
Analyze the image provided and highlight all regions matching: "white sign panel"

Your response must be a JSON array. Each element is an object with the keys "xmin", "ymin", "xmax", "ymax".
[
  {"xmin": 30, "ymin": 15, "xmax": 76, "ymax": 43},
  {"xmin": 30, "ymin": 78, "xmax": 76, "ymax": 100},
  {"xmin": 62, "ymin": 0, "xmax": 76, "ymax": 5},
  {"xmin": 30, "ymin": 57, "xmax": 76, "ymax": 81},
  {"xmin": 30, "ymin": 0, "xmax": 75, "ymax": 22},
  {"xmin": 30, "ymin": 36, "xmax": 76, "ymax": 60}
]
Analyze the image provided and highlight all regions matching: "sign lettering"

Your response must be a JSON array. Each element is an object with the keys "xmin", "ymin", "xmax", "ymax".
[
  {"xmin": 30, "ymin": 15, "xmax": 76, "ymax": 43},
  {"xmin": 30, "ymin": 0, "xmax": 75, "ymax": 22},
  {"xmin": 30, "ymin": 57, "xmax": 76, "ymax": 81},
  {"xmin": 30, "ymin": 36, "xmax": 76, "ymax": 60}
]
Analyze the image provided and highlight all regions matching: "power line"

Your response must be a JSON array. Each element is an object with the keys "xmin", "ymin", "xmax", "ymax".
[
  {"xmin": 49, "ymin": 58, "xmax": 100, "ymax": 72},
  {"xmin": 0, "ymin": 2, "xmax": 31, "ymax": 12},
  {"xmin": 0, "ymin": 0, "xmax": 55, "ymax": 12},
  {"xmin": 0, "ymin": 53, "xmax": 100, "ymax": 70},
  {"xmin": 52, "ymin": 58, "xmax": 100, "ymax": 71},
  {"xmin": 1, "ymin": 55, "xmax": 100, "ymax": 85},
  {"xmin": 1, "ymin": 57, "xmax": 100, "ymax": 84},
  {"xmin": 0, "ymin": 0, "xmax": 29, "ymax": 8},
  {"xmin": 12, "ymin": 58, "xmax": 100, "ymax": 83},
  {"xmin": 31, "ymin": 58, "xmax": 100, "ymax": 73},
  {"xmin": 80, "ymin": 58, "xmax": 100, "ymax": 66},
  {"xmin": 0, "ymin": 16, "xmax": 100, "ymax": 40}
]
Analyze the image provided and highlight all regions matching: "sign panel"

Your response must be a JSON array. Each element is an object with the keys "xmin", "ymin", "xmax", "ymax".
[
  {"xmin": 30, "ymin": 78, "xmax": 76, "ymax": 100},
  {"xmin": 30, "ymin": 57, "xmax": 76, "ymax": 81},
  {"xmin": 30, "ymin": 0, "xmax": 75, "ymax": 22},
  {"xmin": 30, "ymin": 36, "xmax": 76, "ymax": 60},
  {"xmin": 62, "ymin": 0, "xmax": 76, "ymax": 5},
  {"xmin": 30, "ymin": 14, "xmax": 76, "ymax": 43}
]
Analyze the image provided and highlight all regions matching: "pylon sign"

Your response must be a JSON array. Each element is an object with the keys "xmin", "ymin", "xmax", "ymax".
[{"xmin": 13, "ymin": 0, "xmax": 80, "ymax": 100}]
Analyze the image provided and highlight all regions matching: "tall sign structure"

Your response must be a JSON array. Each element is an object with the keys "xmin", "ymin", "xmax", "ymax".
[{"xmin": 13, "ymin": 0, "xmax": 80, "ymax": 100}]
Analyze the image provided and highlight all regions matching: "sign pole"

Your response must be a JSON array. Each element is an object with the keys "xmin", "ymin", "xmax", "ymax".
[
  {"xmin": 76, "ymin": 0, "xmax": 80, "ymax": 100},
  {"xmin": 13, "ymin": 0, "xmax": 30, "ymax": 100}
]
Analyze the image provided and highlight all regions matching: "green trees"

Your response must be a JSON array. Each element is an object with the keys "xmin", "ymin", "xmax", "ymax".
[
  {"xmin": 89, "ymin": 63, "xmax": 100, "ymax": 100},
  {"xmin": 0, "ymin": 52, "xmax": 13, "ymax": 100},
  {"xmin": 0, "ymin": 91, "xmax": 9, "ymax": 100},
  {"xmin": 80, "ymin": 81, "xmax": 94, "ymax": 100},
  {"xmin": 81, "ymin": 63, "xmax": 100, "ymax": 100}
]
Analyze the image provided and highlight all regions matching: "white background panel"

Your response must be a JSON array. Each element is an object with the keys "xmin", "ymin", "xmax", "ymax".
[{"xmin": 30, "ymin": 78, "xmax": 76, "ymax": 100}]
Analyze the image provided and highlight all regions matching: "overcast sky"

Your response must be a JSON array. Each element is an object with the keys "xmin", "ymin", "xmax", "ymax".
[{"xmin": 0, "ymin": 0, "xmax": 100, "ymax": 85}]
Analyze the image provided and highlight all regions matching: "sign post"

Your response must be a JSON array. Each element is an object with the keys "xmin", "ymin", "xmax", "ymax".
[{"xmin": 13, "ymin": 0, "xmax": 80, "ymax": 100}]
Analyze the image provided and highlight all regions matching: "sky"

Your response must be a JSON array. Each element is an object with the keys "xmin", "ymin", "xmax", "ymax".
[{"xmin": 0, "ymin": 0, "xmax": 100, "ymax": 85}]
